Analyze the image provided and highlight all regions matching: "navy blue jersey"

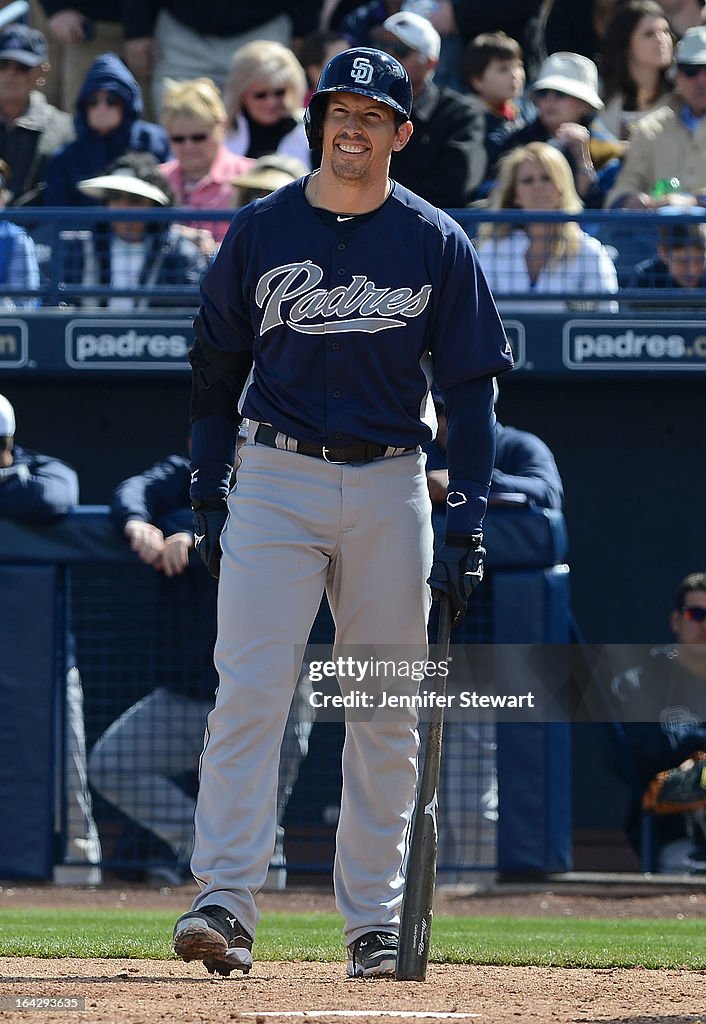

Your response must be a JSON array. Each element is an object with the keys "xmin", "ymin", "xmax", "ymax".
[{"xmin": 199, "ymin": 177, "xmax": 513, "ymax": 449}]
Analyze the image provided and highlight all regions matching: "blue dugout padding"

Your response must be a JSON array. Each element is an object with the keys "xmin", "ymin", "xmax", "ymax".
[
  {"xmin": 492, "ymin": 565, "xmax": 572, "ymax": 875},
  {"xmin": 0, "ymin": 565, "xmax": 59, "ymax": 879}
]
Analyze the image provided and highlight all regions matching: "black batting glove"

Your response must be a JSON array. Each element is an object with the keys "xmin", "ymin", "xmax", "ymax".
[
  {"xmin": 192, "ymin": 500, "xmax": 228, "ymax": 579},
  {"xmin": 428, "ymin": 533, "xmax": 485, "ymax": 625}
]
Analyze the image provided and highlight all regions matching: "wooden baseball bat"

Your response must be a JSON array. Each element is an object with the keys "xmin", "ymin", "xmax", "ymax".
[{"xmin": 395, "ymin": 594, "xmax": 452, "ymax": 982}]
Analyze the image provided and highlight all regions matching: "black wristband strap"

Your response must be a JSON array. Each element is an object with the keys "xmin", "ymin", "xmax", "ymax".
[
  {"xmin": 191, "ymin": 497, "xmax": 227, "ymax": 512},
  {"xmin": 446, "ymin": 532, "xmax": 483, "ymax": 548}
]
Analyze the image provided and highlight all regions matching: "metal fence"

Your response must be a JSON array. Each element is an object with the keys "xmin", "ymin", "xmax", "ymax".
[{"xmin": 2, "ymin": 206, "xmax": 705, "ymax": 308}]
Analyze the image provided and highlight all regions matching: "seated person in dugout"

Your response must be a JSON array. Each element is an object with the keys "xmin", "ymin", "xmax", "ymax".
[
  {"xmin": 88, "ymin": 437, "xmax": 315, "ymax": 888},
  {"xmin": 612, "ymin": 573, "xmax": 706, "ymax": 873},
  {"xmin": 58, "ymin": 151, "xmax": 207, "ymax": 309}
]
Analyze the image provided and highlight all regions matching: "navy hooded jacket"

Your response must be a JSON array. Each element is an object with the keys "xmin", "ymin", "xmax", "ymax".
[{"xmin": 43, "ymin": 53, "xmax": 170, "ymax": 207}]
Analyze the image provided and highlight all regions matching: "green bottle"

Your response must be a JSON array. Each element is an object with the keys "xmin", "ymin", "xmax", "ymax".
[{"xmin": 652, "ymin": 177, "xmax": 681, "ymax": 198}]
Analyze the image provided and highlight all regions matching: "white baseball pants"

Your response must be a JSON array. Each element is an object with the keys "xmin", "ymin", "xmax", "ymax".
[{"xmin": 190, "ymin": 440, "xmax": 433, "ymax": 943}]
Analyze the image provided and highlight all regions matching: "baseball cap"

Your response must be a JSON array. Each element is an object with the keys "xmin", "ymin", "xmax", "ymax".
[
  {"xmin": 382, "ymin": 11, "xmax": 441, "ymax": 61},
  {"xmin": 0, "ymin": 24, "xmax": 48, "ymax": 67},
  {"xmin": 0, "ymin": 394, "xmax": 16, "ymax": 437},
  {"xmin": 530, "ymin": 52, "xmax": 604, "ymax": 111},
  {"xmin": 676, "ymin": 25, "xmax": 706, "ymax": 65}
]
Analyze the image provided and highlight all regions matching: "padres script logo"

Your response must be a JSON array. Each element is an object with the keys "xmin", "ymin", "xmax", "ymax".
[{"xmin": 256, "ymin": 260, "xmax": 432, "ymax": 335}]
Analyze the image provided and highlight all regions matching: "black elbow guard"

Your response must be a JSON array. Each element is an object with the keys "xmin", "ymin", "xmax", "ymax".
[{"xmin": 189, "ymin": 316, "xmax": 253, "ymax": 424}]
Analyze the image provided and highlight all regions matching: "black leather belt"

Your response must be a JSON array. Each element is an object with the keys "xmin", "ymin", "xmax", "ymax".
[{"xmin": 254, "ymin": 424, "xmax": 413, "ymax": 464}]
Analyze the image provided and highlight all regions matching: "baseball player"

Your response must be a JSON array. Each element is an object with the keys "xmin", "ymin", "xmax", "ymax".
[{"xmin": 173, "ymin": 47, "xmax": 513, "ymax": 979}]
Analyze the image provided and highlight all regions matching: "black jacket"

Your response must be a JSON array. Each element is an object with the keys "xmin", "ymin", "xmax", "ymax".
[
  {"xmin": 40, "ymin": 1, "xmax": 123, "ymax": 18},
  {"xmin": 123, "ymin": 0, "xmax": 321, "ymax": 39},
  {"xmin": 613, "ymin": 647, "xmax": 706, "ymax": 851},
  {"xmin": 390, "ymin": 81, "xmax": 486, "ymax": 209},
  {"xmin": 0, "ymin": 445, "xmax": 79, "ymax": 522}
]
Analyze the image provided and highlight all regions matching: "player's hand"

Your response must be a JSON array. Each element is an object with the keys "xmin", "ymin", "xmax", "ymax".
[
  {"xmin": 427, "ymin": 535, "xmax": 485, "ymax": 624},
  {"xmin": 124, "ymin": 519, "xmax": 165, "ymax": 566},
  {"xmin": 193, "ymin": 502, "xmax": 228, "ymax": 579},
  {"xmin": 156, "ymin": 532, "xmax": 193, "ymax": 577}
]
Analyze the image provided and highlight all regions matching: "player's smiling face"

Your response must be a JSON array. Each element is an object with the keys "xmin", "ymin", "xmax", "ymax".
[{"xmin": 322, "ymin": 92, "xmax": 412, "ymax": 184}]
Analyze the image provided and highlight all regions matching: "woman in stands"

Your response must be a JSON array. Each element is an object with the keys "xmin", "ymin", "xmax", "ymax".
[
  {"xmin": 600, "ymin": 0, "xmax": 674, "ymax": 141},
  {"xmin": 160, "ymin": 78, "xmax": 254, "ymax": 248},
  {"xmin": 474, "ymin": 141, "xmax": 618, "ymax": 311},
  {"xmin": 223, "ymin": 39, "xmax": 311, "ymax": 168}
]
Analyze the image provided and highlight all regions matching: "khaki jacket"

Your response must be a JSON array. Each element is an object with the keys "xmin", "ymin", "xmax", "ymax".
[{"xmin": 606, "ymin": 96, "xmax": 706, "ymax": 206}]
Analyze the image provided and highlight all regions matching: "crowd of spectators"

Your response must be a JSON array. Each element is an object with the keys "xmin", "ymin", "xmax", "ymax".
[{"xmin": 0, "ymin": 1, "xmax": 705, "ymax": 303}]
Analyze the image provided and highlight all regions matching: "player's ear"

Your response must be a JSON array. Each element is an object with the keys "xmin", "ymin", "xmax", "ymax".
[{"xmin": 392, "ymin": 120, "xmax": 413, "ymax": 153}]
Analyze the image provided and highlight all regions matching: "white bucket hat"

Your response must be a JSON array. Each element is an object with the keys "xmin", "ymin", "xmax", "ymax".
[
  {"xmin": 77, "ymin": 170, "xmax": 171, "ymax": 206},
  {"xmin": 676, "ymin": 25, "xmax": 706, "ymax": 65},
  {"xmin": 531, "ymin": 52, "xmax": 604, "ymax": 112}
]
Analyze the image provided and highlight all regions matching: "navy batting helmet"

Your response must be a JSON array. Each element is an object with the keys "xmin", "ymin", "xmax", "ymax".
[{"xmin": 304, "ymin": 47, "xmax": 413, "ymax": 149}]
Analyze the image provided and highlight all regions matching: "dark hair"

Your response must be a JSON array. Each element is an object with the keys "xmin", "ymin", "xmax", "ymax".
[
  {"xmin": 675, "ymin": 572, "xmax": 706, "ymax": 611},
  {"xmin": 658, "ymin": 220, "xmax": 706, "ymax": 250},
  {"xmin": 104, "ymin": 151, "xmax": 176, "ymax": 207},
  {"xmin": 462, "ymin": 31, "xmax": 523, "ymax": 89},
  {"xmin": 600, "ymin": 0, "xmax": 673, "ymax": 109}
]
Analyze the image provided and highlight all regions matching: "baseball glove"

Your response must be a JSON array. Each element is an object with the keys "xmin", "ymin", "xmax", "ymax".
[{"xmin": 643, "ymin": 752, "xmax": 706, "ymax": 814}]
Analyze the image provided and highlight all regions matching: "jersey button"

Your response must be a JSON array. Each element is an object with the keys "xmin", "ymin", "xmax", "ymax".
[
  {"xmin": 332, "ymin": 389, "xmax": 342, "ymax": 398},
  {"xmin": 337, "ymin": 268, "xmax": 345, "ymax": 276},
  {"xmin": 331, "ymin": 341, "xmax": 340, "ymax": 350},
  {"xmin": 337, "ymin": 242, "xmax": 346, "ymax": 251},
  {"xmin": 335, "ymin": 432, "xmax": 343, "ymax": 440}
]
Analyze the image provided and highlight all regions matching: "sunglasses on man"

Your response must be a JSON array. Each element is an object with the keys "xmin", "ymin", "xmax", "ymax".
[
  {"xmin": 681, "ymin": 606, "xmax": 706, "ymax": 622},
  {"xmin": 678, "ymin": 64, "xmax": 706, "ymax": 78}
]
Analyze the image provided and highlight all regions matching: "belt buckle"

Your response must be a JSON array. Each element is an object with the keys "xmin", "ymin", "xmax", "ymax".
[{"xmin": 321, "ymin": 445, "xmax": 347, "ymax": 464}]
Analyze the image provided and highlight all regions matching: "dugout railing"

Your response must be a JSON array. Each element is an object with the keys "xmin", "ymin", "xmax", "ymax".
[
  {"xmin": 0, "ymin": 205, "xmax": 705, "ymax": 309},
  {"xmin": 0, "ymin": 504, "xmax": 570, "ymax": 883}
]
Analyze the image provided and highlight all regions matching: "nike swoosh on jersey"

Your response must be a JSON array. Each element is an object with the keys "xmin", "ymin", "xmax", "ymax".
[{"xmin": 336, "ymin": 215, "xmax": 354, "ymax": 222}]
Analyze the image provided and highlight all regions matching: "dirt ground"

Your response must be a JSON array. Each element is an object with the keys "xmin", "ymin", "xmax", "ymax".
[{"xmin": 2, "ymin": 882, "xmax": 706, "ymax": 1024}]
